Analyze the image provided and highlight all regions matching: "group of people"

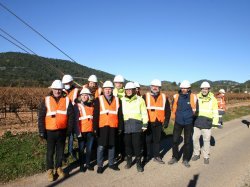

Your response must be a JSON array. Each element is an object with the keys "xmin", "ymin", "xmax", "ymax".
[{"xmin": 38, "ymin": 74, "xmax": 226, "ymax": 182}]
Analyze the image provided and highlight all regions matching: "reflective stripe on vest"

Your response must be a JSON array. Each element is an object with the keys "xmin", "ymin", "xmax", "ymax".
[
  {"xmin": 99, "ymin": 95, "xmax": 119, "ymax": 128},
  {"xmin": 45, "ymin": 96, "xmax": 69, "ymax": 130},
  {"xmin": 146, "ymin": 93, "xmax": 166, "ymax": 123},
  {"xmin": 122, "ymin": 97, "xmax": 141, "ymax": 115},
  {"xmin": 78, "ymin": 103, "xmax": 93, "ymax": 132},
  {"xmin": 172, "ymin": 93, "xmax": 197, "ymax": 119}
]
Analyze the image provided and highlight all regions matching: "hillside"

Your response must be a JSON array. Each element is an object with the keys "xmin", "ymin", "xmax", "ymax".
[{"xmin": 0, "ymin": 52, "xmax": 115, "ymax": 87}]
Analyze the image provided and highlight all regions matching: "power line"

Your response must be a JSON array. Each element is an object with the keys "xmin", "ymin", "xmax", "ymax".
[
  {"xmin": 0, "ymin": 2, "xmax": 78, "ymax": 63},
  {"xmin": 0, "ymin": 27, "xmax": 37, "ymax": 55},
  {"xmin": 0, "ymin": 33, "xmax": 31, "ymax": 54}
]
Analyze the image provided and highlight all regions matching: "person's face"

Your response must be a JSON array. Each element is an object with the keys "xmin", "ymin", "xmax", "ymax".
[
  {"xmin": 80, "ymin": 94, "xmax": 89, "ymax": 102},
  {"xmin": 103, "ymin": 88, "xmax": 113, "ymax": 96},
  {"xmin": 201, "ymin": 88, "xmax": 209, "ymax": 96},
  {"xmin": 150, "ymin": 85, "xmax": 160, "ymax": 93},
  {"xmin": 52, "ymin": 89, "xmax": 62, "ymax": 98},
  {"xmin": 181, "ymin": 88, "xmax": 189, "ymax": 94},
  {"xmin": 89, "ymin": 81, "xmax": 96, "ymax": 88},
  {"xmin": 125, "ymin": 89, "xmax": 134, "ymax": 96},
  {"xmin": 114, "ymin": 82, "xmax": 123, "ymax": 89}
]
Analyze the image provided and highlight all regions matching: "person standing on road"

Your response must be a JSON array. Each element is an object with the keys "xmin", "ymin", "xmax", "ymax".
[
  {"xmin": 143, "ymin": 79, "xmax": 171, "ymax": 164},
  {"xmin": 192, "ymin": 81, "xmax": 219, "ymax": 165},
  {"xmin": 38, "ymin": 80, "xmax": 74, "ymax": 182},
  {"xmin": 121, "ymin": 82, "xmax": 148, "ymax": 172},
  {"xmin": 75, "ymin": 88, "xmax": 95, "ymax": 172},
  {"xmin": 62, "ymin": 74, "xmax": 79, "ymax": 160},
  {"xmin": 93, "ymin": 80, "xmax": 124, "ymax": 174},
  {"xmin": 168, "ymin": 80, "xmax": 197, "ymax": 168},
  {"xmin": 216, "ymin": 89, "xmax": 226, "ymax": 128}
]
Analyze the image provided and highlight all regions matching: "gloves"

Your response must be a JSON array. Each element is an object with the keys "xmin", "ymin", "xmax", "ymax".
[
  {"xmin": 39, "ymin": 132, "xmax": 47, "ymax": 140},
  {"xmin": 163, "ymin": 122, "xmax": 169, "ymax": 129}
]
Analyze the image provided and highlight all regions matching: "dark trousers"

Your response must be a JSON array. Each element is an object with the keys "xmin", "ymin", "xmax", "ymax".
[
  {"xmin": 78, "ymin": 132, "xmax": 94, "ymax": 166},
  {"xmin": 172, "ymin": 122, "xmax": 193, "ymax": 161},
  {"xmin": 146, "ymin": 125, "xmax": 162, "ymax": 157},
  {"xmin": 124, "ymin": 132, "xmax": 142, "ymax": 158},
  {"xmin": 46, "ymin": 130, "xmax": 66, "ymax": 170},
  {"xmin": 115, "ymin": 133, "xmax": 125, "ymax": 158}
]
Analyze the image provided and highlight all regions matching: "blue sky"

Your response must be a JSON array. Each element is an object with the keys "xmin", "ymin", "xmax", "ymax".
[{"xmin": 0, "ymin": 0, "xmax": 249, "ymax": 85}]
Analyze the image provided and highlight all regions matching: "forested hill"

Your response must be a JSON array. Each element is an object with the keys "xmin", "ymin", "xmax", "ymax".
[{"xmin": 0, "ymin": 52, "xmax": 115, "ymax": 87}]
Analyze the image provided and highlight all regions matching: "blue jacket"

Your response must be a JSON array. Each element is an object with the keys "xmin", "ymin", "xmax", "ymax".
[{"xmin": 175, "ymin": 91, "xmax": 194, "ymax": 125}]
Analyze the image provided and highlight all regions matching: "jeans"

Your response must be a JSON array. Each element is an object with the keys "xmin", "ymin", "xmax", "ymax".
[
  {"xmin": 146, "ymin": 124, "xmax": 162, "ymax": 157},
  {"xmin": 46, "ymin": 130, "xmax": 66, "ymax": 169},
  {"xmin": 193, "ymin": 127, "xmax": 211, "ymax": 159},
  {"xmin": 68, "ymin": 133, "xmax": 74, "ymax": 154},
  {"xmin": 78, "ymin": 132, "xmax": 94, "ymax": 166},
  {"xmin": 97, "ymin": 145, "xmax": 115, "ymax": 167},
  {"xmin": 172, "ymin": 122, "xmax": 193, "ymax": 161}
]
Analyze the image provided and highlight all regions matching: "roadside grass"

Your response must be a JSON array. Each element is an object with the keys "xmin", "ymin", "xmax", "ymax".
[{"xmin": 0, "ymin": 106, "xmax": 249, "ymax": 183}]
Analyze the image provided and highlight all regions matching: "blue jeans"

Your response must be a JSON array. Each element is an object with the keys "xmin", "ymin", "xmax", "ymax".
[
  {"xmin": 97, "ymin": 145, "xmax": 115, "ymax": 167},
  {"xmin": 78, "ymin": 132, "xmax": 94, "ymax": 166},
  {"xmin": 68, "ymin": 133, "xmax": 74, "ymax": 154}
]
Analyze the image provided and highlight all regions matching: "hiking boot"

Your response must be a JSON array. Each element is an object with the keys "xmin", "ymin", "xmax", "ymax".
[
  {"xmin": 97, "ymin": 167, "xmax": 104, "ymax": 174},
  {"xmin": 47, "ymin": 169, "xmax": 54, "ymax": 182},
  {"xmin": 153, "ymin": 157, "xmax": 165, "ymax": 164},
  {"xmin": 191, "ymin": 155, "xmax": 200, "ymax": 161},
  {"xmin": 168, "ymin": 158, "xmax": 178, "ymax": 165},
  {"xmin": 182, "ymin": 160, "xmax": 191, "ymax": 168},
  {"xmin": 124, "ymin": 156, "xmax": 132, "ymax": 169},
  {"xmin": 109, "ymin": 164, "xmax": 120, "ymax": 171},
  {"xmin": 80, "ymin": 165, "xmax": 86, "ymax": 172},
  {"xmin": 86, "ymin": 165, "xmax": 94, "ymax": 171},
  {"xmin": 56, "ymin": 167, "xmax": 65, "ymax": 179},
  {"xmin": 136, "ymin": 158, "xmax": 144, "ymax": 172},
  {"xmin": 204, "ymin": 158, "xmax": 209, "ymax": 164}
]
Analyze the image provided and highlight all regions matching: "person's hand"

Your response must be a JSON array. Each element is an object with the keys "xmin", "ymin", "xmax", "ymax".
[
  {"xmin": 118, "ymin": 130, "xmax": 123, "ymax": 135},
  {"xmin": 163, "ymin": 122, "xmax": 169, "ymax": 129},
  {"xmin": 39, "ymin": 132, "xmax": 47, "ymax": 140},
  {"xmin": 94, "ymin": 130, "xmax": 99, "ymax": 138}
]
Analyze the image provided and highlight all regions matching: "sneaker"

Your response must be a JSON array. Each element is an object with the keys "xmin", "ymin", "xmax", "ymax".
[
  {"xmin": 153, "ymin": 157, "xmax": 165, "ymax": 164},
  {"xmin": 182, "ymin": 160, "xmax": 191, "ymax": 168},
  {"xmin": 168, "ymin": 158, "xmax": 178, "ymax": 165},
  {"xmin": 191, "ymin": 155, "xmax": 200, "ymax": 161},
  {"xmin": 218, "ymin": 125, "xmax": 223, "ymax": 129},
  {"xmin": 204, "ymin": 158, "xmax": 209, "ymax": 164},
  {"xmin": 97, "ymin": 167, "xmax": 104, "ymax": 174},
  {"xmin": 56, "ymin": 167, "xmax": 65, "ymax": 179},
  {"xmin": 86, "ymin": 165, "xmax": 94, "ymax": 171},
  {"xmin": 47, "ymin": 169, "xmax": 54, "ymax": 182},
  {"xmin": 109, "ymin": 164, "xmax": 120, "ymax": 171}
]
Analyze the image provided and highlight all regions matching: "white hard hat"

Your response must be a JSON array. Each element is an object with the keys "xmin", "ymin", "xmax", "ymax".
[
  {"xmin": 219, "ymin": 89, "xmax": 225, "ymax": 94},
  {"xmin": 151, "ymin": 79, "xmax": 162, "ymax": 87},
  {"xmin": 180, "ymin": 80, "xmax": 191, "ymax": 88},
  {"xmin": 103, "ymin": 80, "xmax": 114, "ymax": 88},
  {"xmin": 88, "ymin": 75, "xmax": 98, "ymax": 82},
  {"xmin": 62, "ymin": 74, "xmax": 73, "ymax": 84},
  {"xmin": 125, "ymin": 82, "xmax": 136, "ymax": 89},
  {"xmin": 80, "ymin": 88, "xmax": 91, "ymax": 95},
  {"xmin": 114, "ymin": 75, "xmax": 124, "ymax": 83},
  {"xmin": 134, "ymin": 82, "xmax": 140, "ymax": 88},
  {"xmin": 49, "ymin": 80, "xmax": 64, "ymax": 89},
  {"xmin": 200, "ymin": 81, "xmax": 211, "ymax": 88}
]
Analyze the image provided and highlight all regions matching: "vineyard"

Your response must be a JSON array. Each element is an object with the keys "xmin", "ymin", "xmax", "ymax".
[{"xmin": 0, "ymin": 87, "xmax": 250, "ymax": 136}]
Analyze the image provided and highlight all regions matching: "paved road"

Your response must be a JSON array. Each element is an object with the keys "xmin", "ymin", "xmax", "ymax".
[{"xmin": 5, "ymin": 115, "xmax": 250, "ymax": 187}]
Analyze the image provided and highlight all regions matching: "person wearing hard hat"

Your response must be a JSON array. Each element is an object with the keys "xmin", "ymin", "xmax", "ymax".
[
  {"xmin": 83, "ymin": 74, "xmax": 102, "ymax": 99},
  {"xmin": 75, "ymin": 88, "xmax": 95, "ymax": 172},
  {"xmin": 216, "ymin": 89, "xmax": 226, "ymax": 128},
  {"xmin": 38, "ymin": 80, "xmax": 74, "ymax": 182},
  {"xmin": 121, "ymin": 82, "xmax": 148, "ymax": 172},
  {"xmin": 113, "ymin": 75, "xmax": 125, "ymax": 98},
  {"xmin": 93, "ymin": 80, "xmax": 123, "ymax": 174},
  {"xmin": 62, "ymin": 74, "xmax": 79, "ymax": 160},
  {"xmin": 192, "ymin": 81, "xmax": 219, "ymax": 165},
  {"xmin": 168, "ymin": 80, "xmax": 197, "ymax": 168},
  {"xmin": 143, "ymin": 79, "xmax": 171, "ymax": 164},
  {"xmin": 134, "ymin": 82, "xmax": 141, "ymax": 96}
]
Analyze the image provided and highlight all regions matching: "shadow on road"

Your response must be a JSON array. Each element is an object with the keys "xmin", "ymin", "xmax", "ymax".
[{"xmin": 187, "ymin": 174, "xmax": 199, "ymax": 187}]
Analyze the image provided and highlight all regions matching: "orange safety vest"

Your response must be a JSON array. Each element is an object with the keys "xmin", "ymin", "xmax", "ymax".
[
  {"xmin": 77, "ymin": 103, "xmax": 94, "ymax": 132},
  {"xmin": 99, "ymin": 95, "xmax": 119, "ymax": 128},
  {"xmin": 216, "ymin": 96, "xmax": 226, "ymax": 111},
  {"xmin": 172, "ymin": 93, "xmax": 197, "ymax": 119},
  {"xmin": 65, "ymin": 88, "xmax": 79, "ymax": 105},
  {"xmin": 45, "ymin": 96, "xmax": 69, "ymax": 130},
  {"xmin": 146, "ymin": 93, "xmax": 166, "ymax": 123}
]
